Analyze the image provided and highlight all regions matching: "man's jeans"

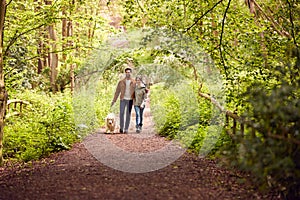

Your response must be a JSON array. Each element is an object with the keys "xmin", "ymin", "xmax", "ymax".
[
  {"xmin": 120, "ymin": 99, "xmax": 133, "ymax": 131},
  {"xmin": 134, "ymin": 105, "xmax": 145, "ymax": 128}
]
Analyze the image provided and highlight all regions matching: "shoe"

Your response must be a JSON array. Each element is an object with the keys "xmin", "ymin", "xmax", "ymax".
[
  {"xmin": 119, "ymin": 129, "xmax": 123, "ymax": 133},
  {"xmin": 124, "ymin": 130, "xmax": 128, "ymax": 134},
  {"xmin": 136, "ymin": 126, "xmax": 141, "ymax": 133},
  {"xmin": 139, "ymin": 124, "xmax": 143, "ymax": 131}
]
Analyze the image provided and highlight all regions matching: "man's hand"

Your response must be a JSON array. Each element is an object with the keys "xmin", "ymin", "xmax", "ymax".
[{"xmin": 111, "ymin": 101, "xmax": 115, "ymax": 107}]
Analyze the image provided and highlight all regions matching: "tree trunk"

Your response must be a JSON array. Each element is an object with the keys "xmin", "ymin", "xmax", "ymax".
[
  {"xmin": 45, "ymin": 0, "xmax": 58, "ymax": 92},
  {"xmin": 70, "ymin": 63, "xmax": 75, "ymax": 93},
  {"xmin": 211, "ymin": 13, "xmax": 218, "ymax": 44},
  {"xmin": 68, "ymin": 20, "xmax": 75, "ymax": 93},
  {"xmin": 35, "ymin": 0, "xmax": 46, "ymax": 75},
  {"xmin": 245, "ymin": 0, "xmax": 256, "ymax": 16},
  {"xmin": 62, "ymin": 4, "xmax": 75, "ymax": 92},
  {"xmin": 0, "ymin": 0, "xmax": 8, "ymax": 166},
  {"xmin": 48, "ymin": 24, "xmax": 58, "ymax": 92},
  {"xmin": 62, "ymin": 9, "xmax": 67, "ymax": 61},
  {"xmin": 245, "ymin": 0, "xmax": 268, "ymax": 67},
  {"xmin": 68, "ymin": 0, "xmax": 76, "ymax": 93},
  {"xmin": 37, "ymin": 41, "xmax": 44, "ymax": 74}
]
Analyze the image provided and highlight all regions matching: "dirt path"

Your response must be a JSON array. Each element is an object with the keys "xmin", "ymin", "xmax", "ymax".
[{"xmin": 0, "ymin": 105, "xmax": 280, "ymax": 200}]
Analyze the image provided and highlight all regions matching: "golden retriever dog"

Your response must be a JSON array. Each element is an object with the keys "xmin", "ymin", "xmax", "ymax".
[{"xmin": 105, "ymin": 113, "xmax": 116, "ymax": 134}]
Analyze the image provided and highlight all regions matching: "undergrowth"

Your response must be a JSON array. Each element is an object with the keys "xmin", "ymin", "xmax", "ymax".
[{"xmin": 4, "ymin": 90, "xmax": 79, "ymax": 162}]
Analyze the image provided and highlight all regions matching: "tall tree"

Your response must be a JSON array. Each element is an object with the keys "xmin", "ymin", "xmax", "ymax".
[
  {"xmin": 35, "ymin": 0, "xmax": 47, "ymax": 75},
  {"xmin": 0, "ymin": 0, "xmax": 8, "ymax": 166},
  {"xmin": 45, "ymin": 0, "xmax": 58, "ymax": 92}
]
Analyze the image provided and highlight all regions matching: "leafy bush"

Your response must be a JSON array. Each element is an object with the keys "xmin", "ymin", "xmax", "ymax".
[
  {"xmin": 94, "ymin": 78, "xmax": 119, "ymax": 127},
  {"xmin": 157, "ymin": 93, "xmax": 181, "ymax": 138},
  {"xmin": 73, "ymin": 86, "xmax": 100, "ymax": 135},
  {"xmin": 219, "ymin": 78, "xmax": 300, "ymax": 199},
  {"xmin": 150, "ymin": 81, "xmax": 229, "ymax": 156},
  {"xmin": 4, "ymin": 90, "xmax": 79, "ymax": 162}
]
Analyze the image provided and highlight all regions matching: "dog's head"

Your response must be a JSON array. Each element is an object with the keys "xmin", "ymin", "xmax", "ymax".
[
  {"xmin": 107, "ymin": 118, "xmax": 114, "ymax": 125},
  {"xmin": 106, "ymin": 113, "xmax": 115, "ymax": 125}
]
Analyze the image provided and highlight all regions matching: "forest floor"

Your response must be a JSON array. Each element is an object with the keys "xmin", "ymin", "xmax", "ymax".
[{"xmin": 0, "ymin": 103, "xmax": 281, "ymax": 200}]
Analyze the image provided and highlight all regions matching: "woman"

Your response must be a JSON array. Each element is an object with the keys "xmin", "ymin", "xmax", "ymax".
[{"xmin": 134, "ymin": 76, "xmax": 147, "ymax": 133}]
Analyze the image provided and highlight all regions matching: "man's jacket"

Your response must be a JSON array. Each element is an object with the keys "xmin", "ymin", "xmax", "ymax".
[{"xmin": 112, "ymin": 78, "xmax": 135, "ymax": 103}]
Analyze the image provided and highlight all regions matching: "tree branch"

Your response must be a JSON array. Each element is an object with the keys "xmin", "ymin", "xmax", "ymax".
[
  {"xmin": 3, "ymin": 24, "xmax": 45, "ymax": 59},
  {"xmin": 219, "ymin": 0, "xmax": 231, "ymax": 78},
  {"xmin": 252, "ymin": 0, "xmax": 291, "ymax": 38},
  {"xmin": 286, "ymin": 0, "xmax": 298, "ymax": 48},
  {"xmin": 6, "ymin": 0, "xmax": 13, "ymax": 7},
  {"xmin": 185, "ymin": 0, "xmax": 224, "ymax": 32},
  {"xmin": 135, "ymin": 0, "xmax": 146, "ymax": 14}
]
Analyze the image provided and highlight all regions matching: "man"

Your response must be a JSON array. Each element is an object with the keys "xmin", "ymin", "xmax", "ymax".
[{"xmin": 111, "ymin": 67, "xmax": 135, "ymax": 133}]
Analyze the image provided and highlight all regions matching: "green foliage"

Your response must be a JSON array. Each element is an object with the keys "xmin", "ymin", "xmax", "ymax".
[
  {"xmin": 150, "ymin": 81, "xmax": 228, "ymax": 156},
  {"xmin": 94, "ymin": 78, "xmax": 120, "ymax": 127},
  {"xmin": 2, "ymin": 0, "xmax": 300, "ymax": 198},
  {"xmin": 221, "ymin": 137, "xmax": 300, "ymax": 199},
  {"xmin": 3, "ymin": 0, "xmax": 114, "ymax": 94},
  {"xmin": 219, "ymin": 59, "xmax": 300, "ymax": 198},
  {"xmin": 158, "ymin": 93, "xmax": 181, "ymax": 139},
  {"xmin": 241, "ymin": 82, "xmax": 299, "ymax": 198},
  {"xmin": 4, "ymin": 90, "xmax": 79, "ymax": 162},
  {"xmin": 121, "ymin": 0, "xmax": 300, "ymax": 198},
  {"xmin": 73, "ymin": 85, "xmax": 99, "ymax": 135},
  {"xmin": 5, "ymin": 41, "xmax": 44, "ymax": 92}
]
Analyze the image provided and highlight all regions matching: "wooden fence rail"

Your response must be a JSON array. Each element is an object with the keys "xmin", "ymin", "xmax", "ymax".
[
  {"xmin": 225, "ymin": 114, "xmax": 300, "ymax": 146},
  {"xmin": 198, "ymin": 91, "xmax": 300, "ymax": 146},
  {"xmin": 5, "ymin": 99, "xmax": 30, "ymax": 119}
]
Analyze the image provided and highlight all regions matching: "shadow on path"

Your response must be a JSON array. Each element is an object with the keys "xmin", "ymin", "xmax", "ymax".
[{"xmin": 0, "ymin": 102, "xmax": 280, "ymax": 200}]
